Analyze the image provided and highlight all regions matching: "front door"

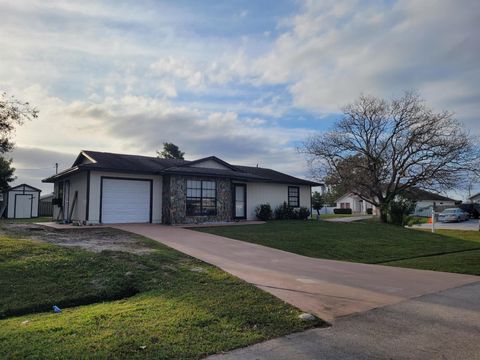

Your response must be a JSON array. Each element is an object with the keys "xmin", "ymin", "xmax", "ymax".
[{"xmin": 233, "ymin": 184, "xmax": 246, "ymax": 219}]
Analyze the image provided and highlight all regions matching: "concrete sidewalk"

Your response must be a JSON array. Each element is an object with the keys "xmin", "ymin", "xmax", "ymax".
[
  {"xmin": 324, "ymin": 215, "xmax": 373, "ymax": 223},
  {"xmin": 207, "ymin": 281, "xmax": 480, "ymax": 360},
  {"xmin": 113, "ymin": 224, "xmax": 479, "ymax": 322},
  {"xmin": 412, "ymin": 219, "xmax": 480, "ymax": 231}
]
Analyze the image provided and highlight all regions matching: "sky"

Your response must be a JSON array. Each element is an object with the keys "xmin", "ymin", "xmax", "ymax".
[{"xmin": 1, "ymin": 0, "xmax": 479, "ymax": 198}]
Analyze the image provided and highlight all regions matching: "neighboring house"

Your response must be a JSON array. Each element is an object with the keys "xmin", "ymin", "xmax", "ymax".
[
  {"xmin": 1, "ymin": 184, "xmax": 41, "ymax": 219},
  {"xmin": 469, "ymin": 193, "xmax": 480, "ymax": 204},
  {"xmin": 335, "ymin": 193, "xmax": 375, "ymax": 214},
  {"xmin": 39, "ymin": 193, "xmax": 54, "ymax": 217},
  {"xmin": 409, "ymin": 188, "xmax": 457, "ymax": 217},
  {"xmin": 335, "ymin": 188, "xmax": 457, "ymax": 217},
  {"xmin": 43, "ymin": 150, "xmax": 320, "ymax": 225}
]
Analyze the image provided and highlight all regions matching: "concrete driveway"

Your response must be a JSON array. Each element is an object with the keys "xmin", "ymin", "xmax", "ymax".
[
  {"xmin": 114, "ymin": 224, "xmax": 479, "ymax": 322},
  {"xmin": 413, "ymin": 219, "xmax": 479, "ymax": 231}
]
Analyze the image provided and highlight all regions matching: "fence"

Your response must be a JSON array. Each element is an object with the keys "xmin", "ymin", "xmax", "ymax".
[{"xmin": 39, "ymin": 201, "xmax": 53, "ymax": 217}]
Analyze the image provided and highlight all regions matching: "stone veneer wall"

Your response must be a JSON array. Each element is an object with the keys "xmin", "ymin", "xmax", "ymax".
[{"xmin": 162, "ymin": 175, "xmax": 233, "ymax": 224}]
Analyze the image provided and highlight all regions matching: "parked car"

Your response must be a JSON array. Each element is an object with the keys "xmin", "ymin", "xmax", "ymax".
[{"xmin": 437, "ymin": 208, "xmax": 469, "ymax": 222}]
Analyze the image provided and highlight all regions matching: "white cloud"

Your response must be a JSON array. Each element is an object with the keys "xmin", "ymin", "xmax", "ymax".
[{"xmin": 254, "ymin": 0, "xmax": 480, "ymax": 126}]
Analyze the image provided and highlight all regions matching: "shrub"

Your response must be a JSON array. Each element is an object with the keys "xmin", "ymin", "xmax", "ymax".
[
  {"xmin": 405, "ymin": 216, "xmax": 424, "ymax": 227},
  {"xmin": 366, "ymin": 208, "xmax": 373, "ymax": 215},
  {"xmin": 333, "ymin": 208, "xmax": 352, "ymax": 214},
  {"xmin": 388, "ymin": 198, "xmax": 416, "ymax": 226},
  {"xmin": 296, "ymin": 207, "xmax": 311, "ymax": 220},
  {"xmin": 255, "ymin": 204, "xmax": 273, "ymax": 221},
  {"xmin": 274, "ymin": 202, "xmax": 295, "ymax": 220}
]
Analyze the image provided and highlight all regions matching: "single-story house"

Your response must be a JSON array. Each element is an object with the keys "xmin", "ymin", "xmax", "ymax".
[
  {"xmin": 469, "ymin": 193, "xmax": 480, "ymax": 204},
  {"xmin": 1, "ymin": 184, "xmax": 41, "ymax": 219},
  {"xmin": 335, "ymin": 188, "xmax": 457, "ymax": 217},
  {"xmin": 43, "ymin": 150, "xmax": 320, "ymax": 225}
]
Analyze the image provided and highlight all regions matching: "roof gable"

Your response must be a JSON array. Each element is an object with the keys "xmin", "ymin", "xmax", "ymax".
[
  {"xmin": 8, "ymin": 183, "xmax": 41, "ymax": 192},
  {"xmin": 72, "ymin": 151, "xmax": 97, "ymax": 166},
  {"xmin": 469, "ymin": 192, "xmax": 480, "ymax": 200},
  {"xmin": 184, "ymin": 156, "xmax": 239, "ymax": 171}
]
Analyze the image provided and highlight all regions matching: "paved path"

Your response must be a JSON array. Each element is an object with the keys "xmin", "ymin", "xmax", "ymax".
[
  {"xmin": 324, "ymin": 215, "xmax": 373, "ymax": 222},
  {"xmin": 207, "ymin": 281, "xmax": 480, "ymax": 360},
  {"xmin": 413, "ymin": 219, "xmax": 480, "ymax": 231},
  {"xmin": 114, "ymin": 224, "xmax": 479, "ymax": 322}
]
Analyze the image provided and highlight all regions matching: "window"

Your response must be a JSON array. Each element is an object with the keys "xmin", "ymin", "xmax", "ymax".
[
  {"xmin": 288, "ymin": 186, "xmax": 300, "ymax": 207},
  {"xmin": 340, "ymin": 202, "xmax": 351, "ymax": 209},
  {"xmin": 186, "ymin": 180, "xmax": 217, "ymax": 216}
]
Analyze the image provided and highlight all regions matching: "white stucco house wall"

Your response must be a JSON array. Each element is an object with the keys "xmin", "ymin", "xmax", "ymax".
[{"xmin": 43, "ymin": 150, "xmax": 319, "ymax": 225}]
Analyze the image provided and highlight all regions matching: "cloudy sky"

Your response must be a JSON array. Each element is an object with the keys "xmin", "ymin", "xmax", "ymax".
[{"xmin": 1, "ymin": 0, "xmax": 479, "ymax": 196}]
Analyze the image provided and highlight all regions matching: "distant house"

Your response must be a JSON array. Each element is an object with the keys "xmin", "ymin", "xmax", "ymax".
[
  {"xmin": 2, "ymin": 184, "xmax": 41, "ymax": 219},
  {"xmin": 469, "ymin": 193, "xmax": 480, "ymax": 204},
  {"xmin": 335, "ymin": 188, "xmax": 457, "ymax": 217},
  {"xmin": 43, "ymin": 150, "xmax": 320, "ymax": 225},
  {"xmin": 335, "ymin": 193, "xmax": 374, "ymax": 214}
]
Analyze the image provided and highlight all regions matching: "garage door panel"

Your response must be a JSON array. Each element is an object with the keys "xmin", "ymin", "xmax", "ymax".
[{"xmin": 101, "ymin": 178, "xmax": 151, "ymax": 224}]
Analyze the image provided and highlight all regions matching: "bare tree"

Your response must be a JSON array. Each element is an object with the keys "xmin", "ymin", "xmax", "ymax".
[{"xmin": 302, "ymin": 91, "xmax": 479, "ymax": 222}]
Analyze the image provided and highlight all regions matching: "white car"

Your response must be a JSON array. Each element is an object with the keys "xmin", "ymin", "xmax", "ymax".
[{"xmin": 438, "ymin": 208, "xmax": 469, "ymax": 223}]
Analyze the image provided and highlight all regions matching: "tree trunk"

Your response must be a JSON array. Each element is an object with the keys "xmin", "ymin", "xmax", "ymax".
[{"xmin": 379, "ymin": 203, "xmax": 389, "ymax": 223}]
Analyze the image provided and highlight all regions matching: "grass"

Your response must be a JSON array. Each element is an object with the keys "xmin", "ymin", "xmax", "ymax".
[
  {"xmin": 0, "ymin": 232, "xmax": 324, "ymax": 359},
  {"xmin": 196, "ymin": 220, "xmax": 480, "ymax": 275}
]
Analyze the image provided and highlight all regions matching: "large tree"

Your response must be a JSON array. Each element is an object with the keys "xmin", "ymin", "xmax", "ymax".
[
  {"xmin": 0, "ymin": 92, "xmax": 38, "ymax": 191},
  {"xmin": 157, "ymin": 142, "xmax": 185, "ymax": 160},
  {"xmin": 302, "ymin": 91, "xmax": 479, "ymax": 222}
]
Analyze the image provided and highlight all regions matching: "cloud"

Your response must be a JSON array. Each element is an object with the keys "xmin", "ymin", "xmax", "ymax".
[
  {"xmin": 9, "ymin": 146, "xmax": 77, "ymax": 192},
  {"xmin": 254, "ymin": 0, "xmax": 480, "ymax": 127}
]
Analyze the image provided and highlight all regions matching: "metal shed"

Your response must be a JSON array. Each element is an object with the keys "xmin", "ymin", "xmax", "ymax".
[{"xmin": 3, "ymin": 184, "xmax": 41, "ymax": 219}]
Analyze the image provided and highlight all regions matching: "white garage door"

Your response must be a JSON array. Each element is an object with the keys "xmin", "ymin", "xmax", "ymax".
[
  {"xmin": 101, "ymin": 178, "xmax": 151, "ymax": 224},
  {"xmin": 15, "ymin": 194, "xmax": 33, "ymax": 218}
]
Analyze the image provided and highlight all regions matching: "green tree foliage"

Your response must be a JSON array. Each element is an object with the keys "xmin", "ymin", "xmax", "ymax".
[
  {"xmin": 157, "ymin": 142, "xmax": 185, "ymax": 160},
  {"xmin": 0, "ymin": 92, "xmax": 37, "ymax": 191},
  {"xmin": 311, "ymin": 191, "xmax": 324, "ymax": 215},
  {"xmin": 0, "ymin": 158, "xmax": 15, "ymax": 192}
]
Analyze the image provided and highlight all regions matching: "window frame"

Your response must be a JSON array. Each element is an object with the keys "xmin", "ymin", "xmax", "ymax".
[
  {"xmin": 186, "ymin": 179, "xmax": 217, "ymax": 216},
  {"xmin": 288, "ymin": 186, "xmax": 300, "ymax": 208}
]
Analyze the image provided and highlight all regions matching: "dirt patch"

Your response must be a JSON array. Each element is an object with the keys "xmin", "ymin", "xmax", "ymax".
[{"xmin": 0, "ymin": 223, "xmax": 154, "ymax": 254}]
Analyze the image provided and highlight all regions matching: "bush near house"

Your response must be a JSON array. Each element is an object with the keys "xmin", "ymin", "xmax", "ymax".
[
  {"xmin": 255, "ymin": 204, "xmax": 273, "ymax": 221},
  {"xmin": 296, "ymin": 207, "xmax": 311, "ymax": 220},
  {"xmin": 366, "ymin": 208, "xmax": 373, "ymax": 215},
  {"xmin": 272, "ymin": 202, "xmax": 310, "ymax": 220},
  {"xmin": 333, "ymin": 208, "xmax": 352, "ymax": 214}
]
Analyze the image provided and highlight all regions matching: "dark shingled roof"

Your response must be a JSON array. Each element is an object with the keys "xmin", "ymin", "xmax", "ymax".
[
  {"xmin": 43, "ymin": 150, "xmax": 321, "ymax": 186},
  {"xmin": 403, "ymin": 188, "xmax": 456, "ymax": 202}
]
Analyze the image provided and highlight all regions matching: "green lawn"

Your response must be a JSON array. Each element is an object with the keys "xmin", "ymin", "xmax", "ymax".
[
  {"xmin": 0, "ymin": 233, "xmax": 324, "ymax": 359},
  {"xmin": 196, "ymin": 220, "xmax": 480, "ymax": 275}
]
